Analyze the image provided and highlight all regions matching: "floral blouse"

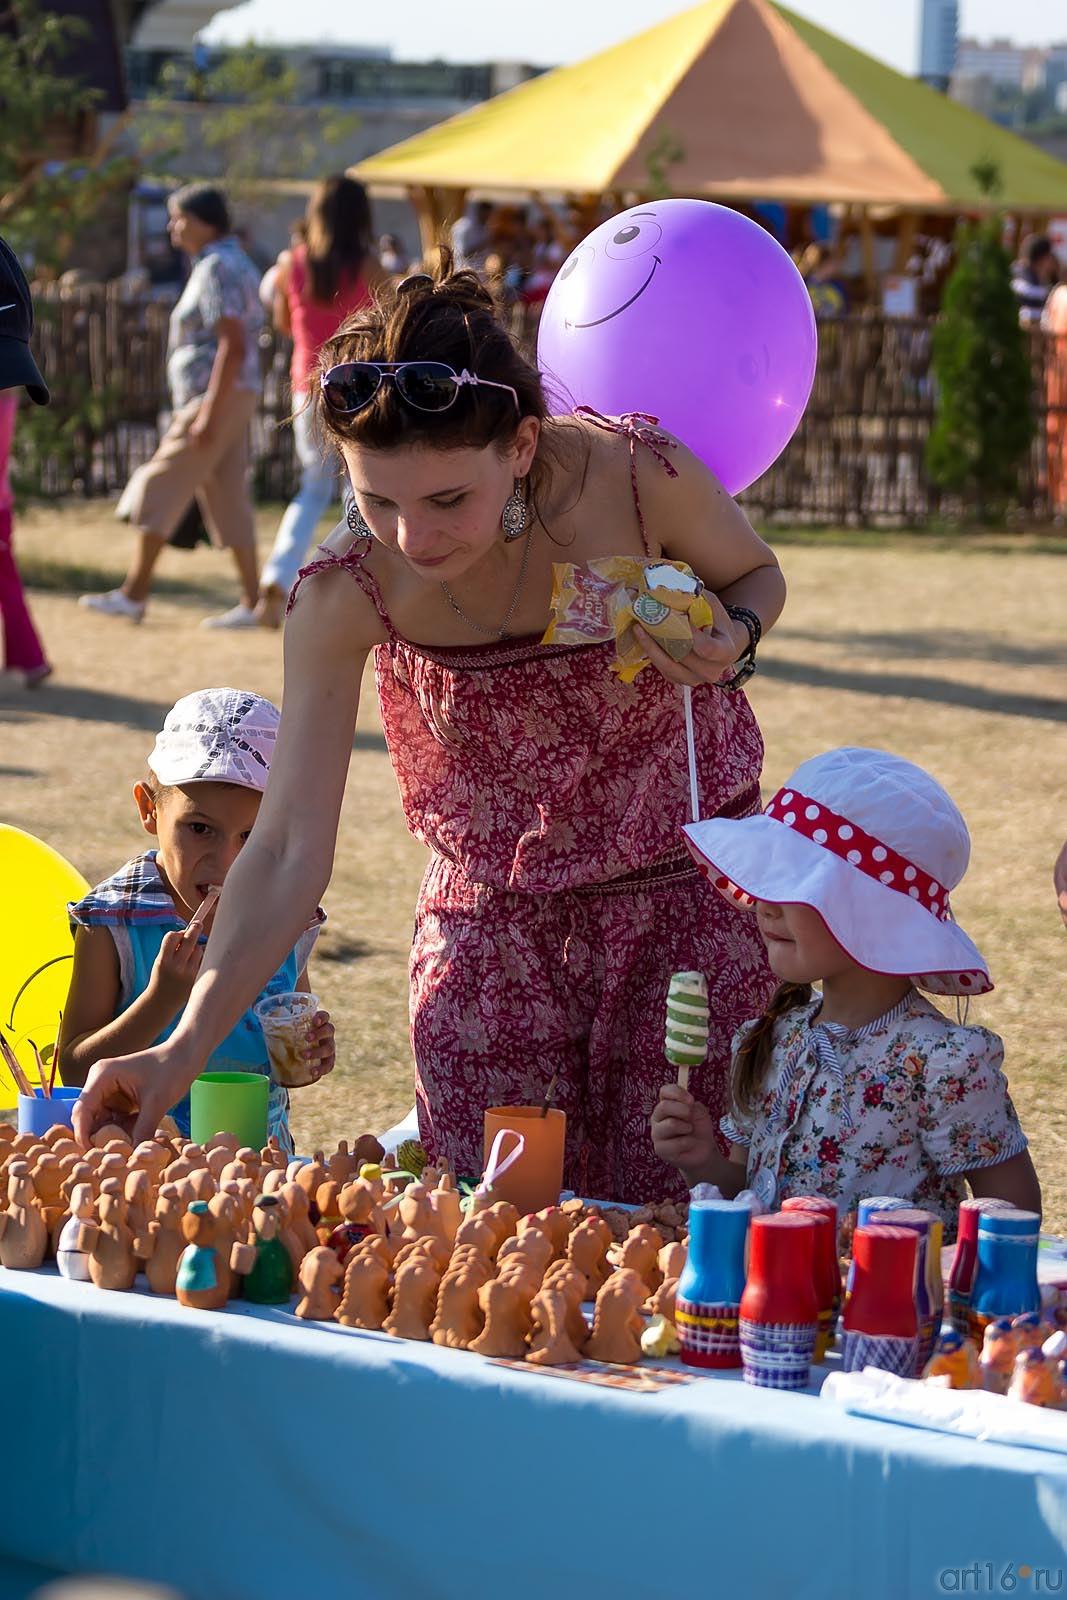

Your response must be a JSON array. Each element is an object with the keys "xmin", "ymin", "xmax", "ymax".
[
  {"xmin": 167, "ymin": 237, "xmax": 263, "ymax": 409},
  {"xmin": 720, "ymin": 989, "xmax": 1027, "ymax": 1238}
]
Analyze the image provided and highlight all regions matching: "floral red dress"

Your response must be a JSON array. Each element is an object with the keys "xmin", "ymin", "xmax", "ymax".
[{"xmin": 296, "ymin": 418, "xmax": 774, "ymax": 1201}]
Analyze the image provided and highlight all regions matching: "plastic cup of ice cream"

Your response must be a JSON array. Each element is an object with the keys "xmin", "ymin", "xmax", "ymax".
[{"xmin": 254, "ymin": 991, "xmax": 321, "ymax": 1089}]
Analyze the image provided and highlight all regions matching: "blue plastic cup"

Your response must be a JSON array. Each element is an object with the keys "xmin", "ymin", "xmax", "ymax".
[{"xmin": 17, "ymin": 1087, "xmax": 80, "ymax": 1137}]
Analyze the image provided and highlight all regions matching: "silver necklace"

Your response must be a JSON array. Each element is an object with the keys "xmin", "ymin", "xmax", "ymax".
[{"xmin": 440, "ymin": 528, "xmax": 535, "ymax": 640}]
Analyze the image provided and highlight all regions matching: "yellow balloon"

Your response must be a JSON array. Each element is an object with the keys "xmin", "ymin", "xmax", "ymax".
[{"xmin": 0, "ymin": 826, "xmax": 88, "ymax": 1101}]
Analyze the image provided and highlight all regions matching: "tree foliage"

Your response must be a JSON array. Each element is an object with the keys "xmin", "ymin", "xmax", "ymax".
[
  {"xmin": 0, "ymin": 0, "xmax": 133, "ymax": 269},
  {"xmin": 136, "ymin": 47, "xmax": 360, "ymax": 199},
  {"xmin": 926, "ymin": 166, "xmax": 1034, "ymax": 514}
]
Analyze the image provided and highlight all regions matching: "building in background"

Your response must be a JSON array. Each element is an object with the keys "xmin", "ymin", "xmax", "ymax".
[{"xmin": 918, "ymin": 0, "xmax": 957, "ymax": 91}]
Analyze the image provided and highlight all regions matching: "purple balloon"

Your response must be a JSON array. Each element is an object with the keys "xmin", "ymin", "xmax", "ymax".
[{"xmin": 537, "ymin": 200, "xmax": 817, "ymax": 495}]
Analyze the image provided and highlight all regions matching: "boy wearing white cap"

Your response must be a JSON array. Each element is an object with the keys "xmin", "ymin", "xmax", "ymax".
[
  {"xmin": 652, "ymin": 748, "xmax": 1040, "ymax": 1236},
  {"xmin": 59, "ymin": 689, "xmax": 334, "ymax": 1150}
]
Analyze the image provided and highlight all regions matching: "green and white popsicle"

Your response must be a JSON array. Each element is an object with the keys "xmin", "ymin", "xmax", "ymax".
[{"xmin": 665, "ymin": 970, "xmax": 709, "ymax": 1088}]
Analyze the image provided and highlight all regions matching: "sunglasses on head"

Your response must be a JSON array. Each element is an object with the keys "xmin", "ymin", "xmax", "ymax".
[{"xmin": 320, "ymin": 361, "xmax": 520, "ymax": 417}]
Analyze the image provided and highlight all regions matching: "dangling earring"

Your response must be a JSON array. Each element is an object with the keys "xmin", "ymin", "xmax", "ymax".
[
  {"xmin": 346, "ymin": 498, "xmax": 371, "ymax": 540},
  {"xmin": 500, "ymin": 478, "xmax": 529, "ymax": 542}
]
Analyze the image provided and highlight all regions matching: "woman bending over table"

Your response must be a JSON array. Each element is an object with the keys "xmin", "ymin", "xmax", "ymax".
[{"xmin": 75, "ymin": 258, "xmax": 785, "ymax": 1203}]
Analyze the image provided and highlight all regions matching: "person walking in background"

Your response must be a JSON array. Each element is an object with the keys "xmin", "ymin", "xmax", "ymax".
[
  {"xmin": 1042, "ymin": 278, "xmax": 1067, "ymax": 520},
  {"xmin": 450, "ymin": 200, "xmax": 492, "ymax": 271},
  {"xmin": 0, "ymin": 235, "xmax": 51, "ymax": 687},
  {"xmin": 1012, "ymin": 235, "xmax": 1059, "ymax": 327},
  {"xmin": 252, "ymin": 176, "xmax": 382, "ymax": 629},
  {"xmin": 79, "ymin": 185, "xmax": 265, "ymax": 629},
  {"xmin": 378, "ymin": 234, "xmax": 408, "ymax": 277}
]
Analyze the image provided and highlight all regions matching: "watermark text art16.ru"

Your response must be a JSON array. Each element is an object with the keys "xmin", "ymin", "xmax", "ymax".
[{"xmin": 939, "ymin": 1565, "xmax": 1063, "ymax": 1593}]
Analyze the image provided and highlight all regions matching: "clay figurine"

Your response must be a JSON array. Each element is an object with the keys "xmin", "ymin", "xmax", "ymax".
[
  {"xmin": 85, "ymin": 1180, "xmax": 138, "ymax": 1292},
  {"xmin": 453, "ymin": 1212, "xmax": 499, "ymax": 1261},
  {"xmin": 295, "ymin": 1245, "xmax": 344, "ymax": 1320},
  {"xmin": 236, "ymin": 1194, "xmax": 294, "ymax": 1304},
  {"xmin": 567, "ymin": 1216, "xmax": 612, "ymax": 1297},
  {"xmin": 176, "ymin": 1200, "xmax": 244, "ymax": 1311},
  {"xmin": 528, "ymin": 1284, "xmax": 585, "ymax": 1367},
  {"xmin": 0, "ymin": 1161, "xmax": 55, "ymax": 1270},
  {"xmin": 383, "ymin": 1253, "xmax": 442, "ymax": 1341},
  {"xmin": 617, "ymin": 1224, "xmax": 664, "ymax": 1293},
  {"xmin": 141, "ymin": 1184, "xmax": 186, "ymax": 1296},
  {"xmin": 281, "ymin": 1181, "xmax": 320, "ymax": 1257},
  {"xmin": 641, "ymin": 1314, "xmax": 681, "ymax": 1359},
  {"xmin": 353, "ymin": 1133, "xmax": 386, "ymax": 1168},
  {"xmin": 430, "ymin": 1261, "xmax": 489, "ymax": 1349},
  {"xmin": 56, "ymin": 1182, "xmax": 96, "ymax": 1281},
  {"xmin": 207, "ymin": 1190, "xmax": 243, "ymax": 1302},
  {"xmin": 397, "ymin": 1182, "xmax": 437, "ymax": 1244},
  {"xmin": 468, "ymin": 1277, "xmax": 532, "ymax": 1359},
  {"xmin": 326, "ymin": 1179, "xmax": 384, "ymax": 1264},
  {"xmin": 922, "ymin": 1326, "xmax": 981, "ymax": 1389},
  {"xmin": 30, "ymin": 1153, "xmax": 65, "ymax": 1253},
  {"xmin": 336, "ymin": 1247, "xmax": 391, "ymax": 1330},
  {"xmin": 429, "ymin": 1174, "xmax": 463, "ymax": 1248},
  {"xmin": 585, "ymin": 1268, "xmax": 647, "ymax": 1365},
  {"xmin": 541, "ymin": 1260, "xmax": 589, "ymax": 1352},
  {"xmin": 980, "ymin": 1317, "xmax": 1019, "ymax": 1395},
  {"xmin": 1008, "ymin": 1347, "xmax": 1065, "ymax": 1407}
]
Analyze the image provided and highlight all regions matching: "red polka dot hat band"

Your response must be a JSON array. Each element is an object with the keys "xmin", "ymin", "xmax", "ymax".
[
  {"xmin": 681, "ymin": 747, "xmax": 992, "ymax": 997},
  {"xmin": 763, "ymin": 787, "xmax": 951, "ymax": 920}
]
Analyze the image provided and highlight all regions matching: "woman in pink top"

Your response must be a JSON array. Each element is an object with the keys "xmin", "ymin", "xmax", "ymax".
[
  {"xmin": 254, "ymin": 176, "xmax": 381, "ymax": 627},
  {"xmin": 76, "ymin": 261, "xmax": 785, "ymax": 1205}
]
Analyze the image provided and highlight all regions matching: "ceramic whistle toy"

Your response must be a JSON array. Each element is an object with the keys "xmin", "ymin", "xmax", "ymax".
[
  {"xmin": 739, "ymin": 1214, "xmax": 819, "ymax": 1390},
  {"xmin": 676, "ymin": 1199, "xmax": 750, "ymax": 1369}
]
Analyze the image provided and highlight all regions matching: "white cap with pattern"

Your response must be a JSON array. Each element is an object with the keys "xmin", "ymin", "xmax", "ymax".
[{"xmin": 148, "ymin": 688, "xmax": 279, "ymax": 792}]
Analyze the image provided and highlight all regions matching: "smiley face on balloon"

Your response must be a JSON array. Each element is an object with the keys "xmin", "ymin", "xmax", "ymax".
[{"xmin": 537, "ymin": 199, "xmax": 817, "ymax": 496}]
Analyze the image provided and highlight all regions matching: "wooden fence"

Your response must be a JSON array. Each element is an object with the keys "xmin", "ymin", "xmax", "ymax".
[{"xmin": 12, "ymin": 285, "xmax": 1064, "ymax": 524}]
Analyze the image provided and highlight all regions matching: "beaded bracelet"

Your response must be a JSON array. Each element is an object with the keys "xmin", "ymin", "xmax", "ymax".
[{"xmin": 720, "ymin": 603, "xmax": 762, "ymax": 691}]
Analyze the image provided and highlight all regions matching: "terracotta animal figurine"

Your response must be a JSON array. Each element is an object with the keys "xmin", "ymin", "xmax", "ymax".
[
  {"xmin": 429, "ymin": 1174, "xmax": 463, "ymax": 1248},
  {"xmin": 617, "ymin": 1224, "xmax": 664, "ymax": 1293},
  {"xmin": 30, "ymin": 1154, "xmax": 65, "ymax": 1254},
  {"xmin": 281, "ymin": 1181, "xmax": 320, "ymax": 1257},
  {"xmin": 567, "ymin": 1217, "xmax": 612, "ymax": 1297},
  {"xmin": 384, "ymin": 1253, "xmax": 442, "ymax": 1340},
  {"xmin": 141, "ymin": 1184, "xmax": 186, "ymax": 1296},
  {"xmin": 85, "ymin": 1180, "xmax": 139, "ymax": 1292},
  {"xmin": 56, "ymin": 1182, "xmax": 96, "ymax": 1281},
  {"xmin": 207, "ymin": 1190, "xmax": 243, "ymax": 1302},
  {"xmin": 176, "ymin": 1201, "xmax": 243, "ymax": 1311},
  {"xmin": 585, "ymin": 1268, "xmax": 647, "ymax": 1365},
  {"xmin": 542, "ymin": 1260, "xmax": 590, "ymax": 1352},
  {"xmin": 336, "ymin": 1248, "xmax": 392, "ymax": 1330},
  {"xmin": 431, "ymin": 1261, "xmax": 489, "ymax": 1349},
  {"xmin": 469, "ymin": 1277, "xmax": 532, "ymax": 1358},
  {"xmin": 295, "ymin": 1246, "xmax": 344, "ymax": 1321},
  {"xmin": 528, "ymin": 1284, "xmax": 585, "ymax": 1366}
]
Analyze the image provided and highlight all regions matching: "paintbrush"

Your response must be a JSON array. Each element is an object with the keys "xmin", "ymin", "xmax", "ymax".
[
  {"xmin": 29, "ymin": 1040, "xmax": 48, "ymax": 1097},
  {"xmin": 0, "ymin": 1032, "xmax": 34, "ymax": 1099},
  {"xmin": 48, "ymin": 1016, "xmax": 61, "ymax": 1094},
  {"xmin": 539, "ymin": 1072, "xmax": 558, "ymax": 1119}
]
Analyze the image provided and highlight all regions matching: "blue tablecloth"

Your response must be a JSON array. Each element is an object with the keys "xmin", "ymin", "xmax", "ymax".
[{"xmin": 2, "ymin": 1268, "xmax": 1066, "ymax": 1600}]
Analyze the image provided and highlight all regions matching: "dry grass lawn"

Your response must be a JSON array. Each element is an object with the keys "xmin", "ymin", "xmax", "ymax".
[{"xmin": 2, "ymin": 506, "xmax": 1065, "ymax": 1223}]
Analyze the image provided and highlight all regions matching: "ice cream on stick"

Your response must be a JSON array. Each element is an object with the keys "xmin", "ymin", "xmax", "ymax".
[{"xmin": 665, "ymin": 971, "xmax": 709, "ymax": 1089}]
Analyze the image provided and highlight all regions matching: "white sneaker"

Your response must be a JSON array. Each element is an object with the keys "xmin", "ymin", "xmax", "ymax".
[
  {"xmin": 79, "ymin": 588, "xmax": 145, "ymax": 623},
  {"xmin": 201, "ymin": 604, "xmax": 259, "ymax": 630}
]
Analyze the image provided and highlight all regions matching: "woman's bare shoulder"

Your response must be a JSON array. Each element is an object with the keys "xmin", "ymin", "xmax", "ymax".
[{"xmin": 285, "ymin": 539, "xmax": 391, "ymax": 652}]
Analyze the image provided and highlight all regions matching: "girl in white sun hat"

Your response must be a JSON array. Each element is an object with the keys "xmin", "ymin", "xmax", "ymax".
[{"xmin": 651, "ymin": 747, "xmax": 1040, "ymax": 1236}]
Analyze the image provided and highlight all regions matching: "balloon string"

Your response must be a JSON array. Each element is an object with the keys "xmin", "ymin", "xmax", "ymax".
[{"xmin": 683, "ymin": 685, "xmax": 700, "ymax": 823}]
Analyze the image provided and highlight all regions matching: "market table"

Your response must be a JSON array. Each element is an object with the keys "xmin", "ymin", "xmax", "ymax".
[{"xmin": 2, "ymin": 1271, "xmax": 1066, "ymax": 1600}]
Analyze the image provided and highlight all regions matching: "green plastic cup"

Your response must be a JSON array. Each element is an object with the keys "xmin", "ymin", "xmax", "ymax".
[{"xmin": 190, "ymin": 1071, "xmax": 269, "ymax": 1150}]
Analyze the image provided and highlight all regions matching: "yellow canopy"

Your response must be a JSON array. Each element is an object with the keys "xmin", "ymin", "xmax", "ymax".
[{"xmin": 354, "ymin": 0, "xmax": 1067, "ymax": 211}]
